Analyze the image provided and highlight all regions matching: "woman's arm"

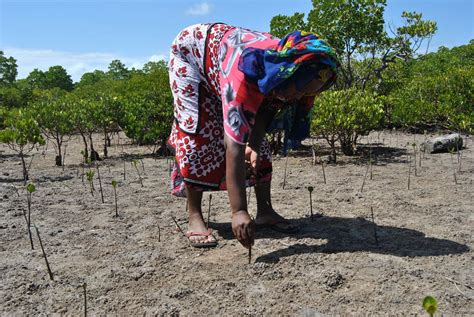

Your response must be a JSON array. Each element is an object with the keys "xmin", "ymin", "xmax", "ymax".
[{"xmin": 225, "ymin": 134, "xmax": 255, "ymax": 248}]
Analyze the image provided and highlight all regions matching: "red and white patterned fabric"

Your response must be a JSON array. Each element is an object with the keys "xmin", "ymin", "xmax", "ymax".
[{"xmin": 167, "ymin": 23, "xmax": 274, "ymax": 196}]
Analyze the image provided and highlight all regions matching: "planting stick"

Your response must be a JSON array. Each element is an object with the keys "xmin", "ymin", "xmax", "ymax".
[
  {"xmin": 96, "ymin": 164, "xmax": 104, "ymax": 203},
  {"xmin": 308, "ymin": 186, "xmax": 314, "ymax": 221},
  {"xmin": 24, "ymin": 195, "xmax": 34, "ymax": 249},
  {"xmin": 112, "ymin": 181, "xmax": 118, "ymax": 217},
  {"xmin": 360, "ymin": 162, "xmax": 370, "ymax": 193},
  {"xmin": 407, "ymin": 155, "xmax": 412, "ymax": 190},
  {"xmin": 248, "ymin": 244, "xmax": 252, "ymax": 264},
  {"xmin": 123, "ymin": 161, "xmax": 126, "ymax": 180},
  {"xmin": 282, "ymin": 155, "xmax": 289, "ymax": 189},
  {"xmin": 449, "ymin": 151, "xmax": 458, "ymax": 185},
  {"xmin": 370, "ymin": 206, "xmax": 379, "ymax": 246},
  {"xmin": 62, "ymin": 144, "xmax": 68, "ymax": 171},
  {"xmin": 207, "ymin": 194, "xmax": 212, "ymax": 229},
  {"xmin": 171, "ymin": 216, "xmax": 186, "ymax": 237},
  {"xmin": 320, "ymin": 157, "xmax": 327, "ymax": 184},
  {"xmin": 413, "ymin": 145, "xmax": 417, "ymax": 176},
  {"xmin": 158, "ymin": 226, "xmax": 161, "ymax": 242},
  {"xmin": 83, "ymin": 283, "xmax": 87, "ymax": 317},
  {"xmin": 369, "ymin": 149, "xmax": 373, "ymax": 181},
  {"xmin": 34, "ymin": 226, "xmax": 54, "ymax": 280}
]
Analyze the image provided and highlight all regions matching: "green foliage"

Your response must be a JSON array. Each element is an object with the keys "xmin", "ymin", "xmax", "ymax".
[
  {"xmin": 26, "ymin": 66, "xmax": 74, "ymax": 91},
  {"xmin": 422, "ymin": 296, "xmax": 437, "ymax": 316},
  {"xmin": 389, "ymin": 43, "xmax": 474, "ymax": 132},
  {"xmin": 111, "ymin": 180, "xmax": 117, "ymax": 188},
  {"xmin": 270, "ymin": 13, "xmax": 307, "ymax": 38},
  {"xmin": 312, "ymin": 89, "xmax": 384, "ymax": 156},
  {"xmin": 26, "ymin": 183, "xmax": 36, "ymax": 193},
  {"xmin": 86, "ymin": 170, "xmax": 95, "ymax": 182},
  {"xmin": 0, "ymin": 108, "xmax": 45, "ymax": 150},
  {"xmin": 0, "ymin": 51, "xmax": 18, "ymax": 85},
  {"xmin": 107, "ymin": 60, "xmax": 130, "ymax": 81}
]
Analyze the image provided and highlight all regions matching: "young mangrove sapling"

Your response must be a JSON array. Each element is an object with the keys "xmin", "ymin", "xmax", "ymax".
[
  {"xmin": 34, "ymin": 225, "xmax": 54, "ymax": 280},
  {"xmin": 132, "ymin": 160, "xmax": 143, "ymax": 187},
  {"xmin": 308, "ymin": 186, "xmax": 314, "ymax": 221},
  {"xmin": 24, "ymin": 183, "xmax": 36, "ymax": 249},
  {"xmin": 96, "ymin": 163, "xmax": 104, "ymax": 203},
  {"xmin": 422, "ymin": 296, "xmax": 437, "ymax": 317},
  {"xmin": 111, "ymin": 180, "xmax": 118, "ymax": 217},
  {"xmin": 86, "ymin": 170, "xmax": 95, "ymax": 197}
]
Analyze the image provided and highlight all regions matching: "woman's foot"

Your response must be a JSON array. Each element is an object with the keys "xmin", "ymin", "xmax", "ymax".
[
  {"xmin": 255, "ymin": 208, "xmax": 299, "ymax": 233},
  {"xmin": 187, "ymin": 213, "xmax": 217, "ymax": 247}
]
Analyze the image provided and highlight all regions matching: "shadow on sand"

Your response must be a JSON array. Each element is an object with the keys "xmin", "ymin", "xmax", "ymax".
[{"xmin": 210, "ymin": 215, "xmax": 469, "ymax": 263}]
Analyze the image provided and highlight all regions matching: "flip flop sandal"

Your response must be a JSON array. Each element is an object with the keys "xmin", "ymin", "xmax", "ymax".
[
  {"xmin": 186, "ymin": 229, "xmax": 218, "ymax": 248},
  {"xmin": 256, "ymin": 220, "xmax": 299, "ymax": 234}
]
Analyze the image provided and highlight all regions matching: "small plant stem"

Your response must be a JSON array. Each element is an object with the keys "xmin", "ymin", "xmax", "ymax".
[
  {"xmin": 23, "ymin": 193, "xmax": 34, "ymax": 249},
  {"xmin": 248, "ymin": 245, "xmax": 252, "ymax": 264},
  {"xmin": 450, "ymin": 152, "xmax": 458, "ymax": 185},
  {"xmin": 34, "ymin": 226, "xmax": 54, "ymax": 280},
  {"xmin": 282, "ymin": 155, "xmax": 289, "ymax": 189},
  {"xmin": 133, "ymin": 162, "xmax": 143, "ymax": 187},
  {"xmin": 140, "ymin": 159, "xmax": 145, "ymax": 174},
  {"xmin": 360, "ymin": 162, "xmax": 370, "ymax": 193},
  {"xmin": 96, "ymin": 164, "xmax": 104, "ymax": 203},
  {"xmin": 158, "ymin": 226, "xmax": 161, "ymax": 242},
  {"xmin": 123, "ymin": 161, "xmax": 126, "ymax": 180},
  {"xmin": 369, "ymin": 148, "xmax": 373, "ymax": 180},
  {"xmin": 62, "ymin": 144, "xmax": 67, "ymax": 171},
  {"xmin": 309, "ymin": 190, "xmax": 313, "ymax": 221},
  {"xmin": 207, "ymin": 194, "xmax": 212, "ymax": 229},
  {"xmin": 171, "ymin": 216, "xmax": 186, "ymax": 237},
  {"xmin": 311, "ymin": 145, "xmax": 316, "ymax": 166},
  {"xmin": 407, "ymin": 155, "xmax": 412, "ymax": 190},
  {"xmin": 89, "ymin": 179, "xmax": 94, "ymax": 197},
  {"xmin": 370, "ymin": 206, "xmax": 379, "ymax": 246},
  {"xmin": 83, "ymin": 283, "xmax": 87, "ymax": 317},
  {"xmin": 413, "ymin": 146, "xmax": 417, "ymax": 176},
  {"xmin": 113, "ymin": 186, "xmax": 118, "ymax": 217},
  {"xmin": 320, "ymin": 157, "xmax": 327, "ymax": 184}
]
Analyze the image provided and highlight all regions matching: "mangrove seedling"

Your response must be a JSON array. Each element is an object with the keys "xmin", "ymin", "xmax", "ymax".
[
  {"xmin": 34, "ymin": 225, "xmax": 54, "ymax": 280},
  {"xmin": 407, "ymin": 155, "xmax": 412, "ymax": 190},
  {"xmin": 123, "ymin": 160, "xmax": 126, "ymax": 180},
  {"xmin": 370, "ymin": 206, "xmax": 379, "ymax": 246},
  {"xmin": 449, "ymin": 148, "xmax": 458, "ymax": 185},
  {"xmin": 422, "ymin": 296, "xmax": 437, "ymax": 317},
  {"xmin": 412, "ymin": 143, "xmax": 418, "ymax": 176},
  {"xmin": 158, "ymin": 226, "xmax": 161, "ymax": 242},
  {"xmin": 111, "ymin": 180, "xmax": 118, "ymax": 217},
  {"xmin": 207, "ymin": 194, "xmax": 212, "ymax": 229},
  {"xmin": 96, "ymin": 163, "xmax": 104, "ymax": 203},
  {"xmin": 86, "ymin": 170, "xmax": 95, "ymax": 197},
  {"xmin": 308, "ymin": 186, "xmax": 314, "ymax": 221},
  {"xmin": 24, "ymin": 183, "xmax": 36, "ymax": 249},
  {"xmin": 132, "ymin": 160, "xmax": 143, "ymax": 187},
  {"xmin": 320, "ymin": 156, "xmax": 327, "ymax": 184},
  {"xmin": 83, "ymin": 282, "xmax": 88, "ymax": 317},
  {"xmin": 171, "ymin": 216, "xmax": 186, "ymax": 237},
  {"xmin": 360, "ymin": 162, "xmax": 370, "ymax": 193},
  {"xmin": 140, "ymin": 159, "xmax": 145, "ymax": 174},
  {"xmin": 282, "ymin": 155, "xmax": 289, "ymax": 189}
]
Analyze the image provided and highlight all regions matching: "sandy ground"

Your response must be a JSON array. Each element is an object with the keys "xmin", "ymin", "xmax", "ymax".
[{"xmin": 0, "ymin": 131, "xmax": 473, "ymax": 315}]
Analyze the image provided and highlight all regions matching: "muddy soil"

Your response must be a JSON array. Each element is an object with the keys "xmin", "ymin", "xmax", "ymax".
[{"xmin": 1, "ymin": 131, "xmax": 473, "ymax": 315}]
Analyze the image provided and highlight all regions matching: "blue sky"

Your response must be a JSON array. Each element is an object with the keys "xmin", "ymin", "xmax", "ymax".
[{"xmin": 1, "ymin": 0, "xmax": 473, "ymax": 81}]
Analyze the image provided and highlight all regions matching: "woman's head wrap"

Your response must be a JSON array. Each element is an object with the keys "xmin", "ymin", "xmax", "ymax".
[{"xmin": 238, "ymin": 31, "xmax": 339, "ymax": 94}]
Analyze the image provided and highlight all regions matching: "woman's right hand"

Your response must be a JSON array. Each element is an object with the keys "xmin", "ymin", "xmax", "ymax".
[{"xmin": 231, "ymin": 210, "xmax": 255, "ymax": 249}]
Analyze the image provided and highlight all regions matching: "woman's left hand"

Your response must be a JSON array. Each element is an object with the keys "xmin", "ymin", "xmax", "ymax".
[{"xmin": 245, "ymin": 145, "xmax": 260, "ymax": 177}]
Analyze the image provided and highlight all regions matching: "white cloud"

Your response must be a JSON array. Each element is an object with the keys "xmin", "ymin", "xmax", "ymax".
[
  {"xmin": 186, "ymin": 2, "xmax": 211, "ymax": 16},
  {"xmin": 3, "ymin": 47, "xmax": 167, "ymax": 82}
]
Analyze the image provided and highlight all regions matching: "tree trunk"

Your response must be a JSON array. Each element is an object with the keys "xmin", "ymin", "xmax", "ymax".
[
  {"xmin": 55, "ymin": 136, "xmax": 62, "ymax": 166},
  {"xmin": 20, "ymin": 151, "xmax": 28, "ymax": 185},
  {"xmin": 103, "ymin": 128, "xmax": 108, "ymax": 158},
  {"xmin": 80, "ymin": 133, "xmax": 89, "ymax": 160},
  {"xmin": 89, "ymin": 133, "xmax": 100, "ymax": 161}
]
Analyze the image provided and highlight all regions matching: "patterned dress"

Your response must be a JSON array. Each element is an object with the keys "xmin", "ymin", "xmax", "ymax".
[{"xmin": 167, "ymin": 23, "xmax": 287, "ymax": 196}]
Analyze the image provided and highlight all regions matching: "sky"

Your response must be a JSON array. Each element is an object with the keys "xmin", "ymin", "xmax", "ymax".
[{"xmin": 1, "ymin": 0, "xmax": 473, "ymax": 82}]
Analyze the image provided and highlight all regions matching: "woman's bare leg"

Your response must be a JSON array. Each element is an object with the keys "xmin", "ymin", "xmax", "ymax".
[
  {"xmin": 254, "ymin": 181, "xmax": 297, "ymax": 230},
  {"xmin": 186, "ymin": 187, "xmax": 216, "ymax": 243}
]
